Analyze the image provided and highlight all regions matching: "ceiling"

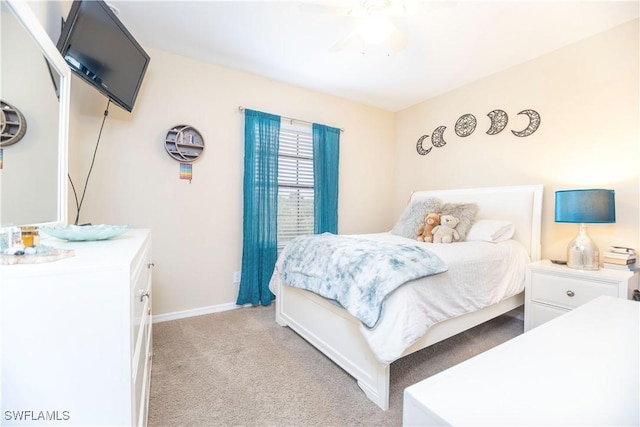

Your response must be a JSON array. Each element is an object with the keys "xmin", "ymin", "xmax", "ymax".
[{"xmin": 110, "ymin": 0, "xmax": 639, "ymax": 112}]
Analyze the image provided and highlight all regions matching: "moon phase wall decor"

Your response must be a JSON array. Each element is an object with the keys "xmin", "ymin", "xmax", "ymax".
[
  {"xmin": 454, "ymin": 114, "xmax": 476, "ymax": 137},
  {"xmin": 415, "ymin": 134, "xmax": 432, "ymax": 155},
  {"xmin": 486, "ymin": 109, "xmax": 508, "ymax": 135},
  {"xmin": 416, "ymin": 108, "xmax": 540, "ymax": 156},
  {"xmin": 511, "ymin": 109, "xmax": 541, "ymax": 137},
  {"xmin": 431, "ymin": 126, "xmax": 448, "ymax": 147}
]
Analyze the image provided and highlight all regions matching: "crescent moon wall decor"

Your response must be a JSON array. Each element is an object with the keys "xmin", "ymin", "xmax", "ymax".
[
  {"xmin": 511, "ymin": 109, "xmax": 541, "ymax": 137},
  {"xmin": 415, "ymin": 108, "xmax": 541, "ymax": 157},
  {"xmin": 454, "ymin": 114, "xmax": 477, "ymax": 137},
  {"xmin": 486, "ymin": 109, "xmax": 508, "ymax": 135},
  {"xmin": 431, "ymin": 126, "xmax": 448, "ymax": 147},
  {"xmin": 416, "ymin": 134, "xmax": 432, "ymax": 155}
]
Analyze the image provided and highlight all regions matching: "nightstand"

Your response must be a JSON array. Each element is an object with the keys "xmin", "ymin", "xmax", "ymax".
[{"xmin": 524, "ymin": 260, "xmax": 639, "ymax": 331}]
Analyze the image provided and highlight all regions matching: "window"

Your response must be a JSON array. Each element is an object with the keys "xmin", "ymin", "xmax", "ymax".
[{"xmin": 277, "ymin": 121, "xmax": 313, "ymax": 250}]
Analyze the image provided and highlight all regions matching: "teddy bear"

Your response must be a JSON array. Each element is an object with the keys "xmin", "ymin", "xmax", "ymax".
[
  {"xmin": 416, "ymin": 212, "xmax": 441, "ymax": 242},
  {"xmin": 432, "ymin": 215, "xmax": 460, "ymax": 243}
]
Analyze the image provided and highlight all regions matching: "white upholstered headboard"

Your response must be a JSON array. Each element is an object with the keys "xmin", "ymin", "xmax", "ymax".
[{"xmin": 409, "ymin": 184, "xmax": 544, "ymax": 261}]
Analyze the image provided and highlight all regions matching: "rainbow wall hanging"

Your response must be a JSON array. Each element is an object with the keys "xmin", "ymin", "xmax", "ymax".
[{"xmin": 180, "ymin": 163, "xmax": 192, "ymax": 183}]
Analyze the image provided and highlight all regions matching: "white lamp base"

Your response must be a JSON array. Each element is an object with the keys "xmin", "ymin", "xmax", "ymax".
[{"xmin": 566, "ymin": 224, "xmax": 600, "ymax": 270}]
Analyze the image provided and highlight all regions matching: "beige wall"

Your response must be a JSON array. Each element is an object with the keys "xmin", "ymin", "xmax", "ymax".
[
  {"xmin": 29, "ymin": 0, "xmax": 639, "ymax": 316},
  {"xmin": 68, "ymin": 48, "xmax": 396, "ymax": 316},
  {"xmin": 395, "ymin": 19, "xmax": 639, "ymax": 262}
]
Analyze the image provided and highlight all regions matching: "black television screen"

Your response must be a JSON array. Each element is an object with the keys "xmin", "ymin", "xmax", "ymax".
[{"xmin": 57, "ymin": 0, "xmax": 150, "ymax": 112}]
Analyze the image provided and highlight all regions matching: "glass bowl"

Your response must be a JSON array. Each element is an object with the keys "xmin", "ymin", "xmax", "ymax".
[{"xmin": 39, "ymin": 224, "xmax": 129, "ymax": 241}]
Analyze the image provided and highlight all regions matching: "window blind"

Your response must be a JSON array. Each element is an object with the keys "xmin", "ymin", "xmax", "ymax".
[{"xmin": 278, "ymin": 122, "xmax": 314, "ymax": 249}]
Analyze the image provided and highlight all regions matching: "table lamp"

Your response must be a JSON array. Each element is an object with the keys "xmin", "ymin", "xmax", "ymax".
[{"xmin": 555, "ymin": 189, "xmax": 615, "ymax": 270}]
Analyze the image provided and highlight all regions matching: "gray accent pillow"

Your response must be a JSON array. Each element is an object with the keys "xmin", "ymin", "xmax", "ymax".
[
  {"xmin": 391, "ymin": 198, "xmax": 442, "ymax": 239},
  {"xmin": 439, "ymin": 203, "xmax": 479, "ymax": 241}
]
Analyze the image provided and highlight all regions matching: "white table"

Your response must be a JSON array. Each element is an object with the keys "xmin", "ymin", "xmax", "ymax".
[{"xmin": 403, "ymin": 295, "xmax": 640, "ymax": 426}]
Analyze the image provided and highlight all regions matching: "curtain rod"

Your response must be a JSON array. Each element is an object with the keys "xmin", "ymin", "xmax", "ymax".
[{"xmin": 238, "ymin": 106, "xmax": 344, "ymax": 132}]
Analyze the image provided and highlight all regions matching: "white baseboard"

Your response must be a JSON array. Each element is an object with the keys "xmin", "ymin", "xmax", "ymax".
[{"xmin": 152, "ymin": 302, "xmax": 251, "ymax": 323}]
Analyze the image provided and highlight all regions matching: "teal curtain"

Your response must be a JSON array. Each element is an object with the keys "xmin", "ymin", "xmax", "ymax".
[
  {"xmin": 237, "ymin": 109, "xmax": 281, "ymax": 306},
  {"xmin": 312, "ymin": 123, "xmax": 340, "ymax": 234}
]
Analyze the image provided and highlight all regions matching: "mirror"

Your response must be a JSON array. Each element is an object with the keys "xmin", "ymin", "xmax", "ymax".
[{"xmin": 0, "ymin": 0, "xmax": 69, "ymax": 228}]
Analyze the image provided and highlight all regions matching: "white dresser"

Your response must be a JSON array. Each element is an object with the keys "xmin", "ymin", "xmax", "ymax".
[
  {"xmin": 525, "ymin": 260, "xmax": 638, "ymax": 330},
  {"xmin": 1, "ymin": 229, "xmax": 153, "ymax": 426},
  {"xmin": 403, "ymin": 296, "xmax": 639, "ymax": 426}
]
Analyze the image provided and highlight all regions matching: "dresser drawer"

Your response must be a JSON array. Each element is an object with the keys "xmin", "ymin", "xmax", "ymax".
[
  {"xmin": 133, "ymin": 304, "xmax": 151, "ymax": 422},
  {"xmin": 530, "ymin": 272, "xmax": 617, "ymax": 310},
  {"xmin": 132, "ymin": 282, "xmax": 150, "ymax": 350},
  {"xmin": 136, "ymin": 320, "xmax": 153, "ymax": 427},
  {"xmin": 529, "ymin": 302, "xmax": 568, "ymax": 327},
  {"xmin": 132, "ymin": 244, "xmax": 152, "ymax": 350}
]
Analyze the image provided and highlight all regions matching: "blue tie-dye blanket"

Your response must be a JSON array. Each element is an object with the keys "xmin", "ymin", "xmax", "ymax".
[{"xmin": 280, "ymin": 233, "xmax": 448, "ymax": 328}]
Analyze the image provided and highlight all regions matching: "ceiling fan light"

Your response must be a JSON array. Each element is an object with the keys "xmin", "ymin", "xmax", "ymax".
[{"xmin": 357, "ymin": 15, "xmax": 394, "ymax": 45}]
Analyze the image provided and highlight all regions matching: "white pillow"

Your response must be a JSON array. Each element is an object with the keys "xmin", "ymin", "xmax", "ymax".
[{"xmin": 466, "ymin": 220, "xmax": 515, "ymax": 243}]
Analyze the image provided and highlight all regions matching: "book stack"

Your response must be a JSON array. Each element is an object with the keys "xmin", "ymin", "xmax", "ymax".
[{"xmin": 602, "ymin": 246, "xmax": 636, "ymax": 271}]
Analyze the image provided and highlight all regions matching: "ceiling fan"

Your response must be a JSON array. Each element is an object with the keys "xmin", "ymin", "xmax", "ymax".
[{"xmin": 303, "ymin": 0, "xmax": 410, "ymax": 55}]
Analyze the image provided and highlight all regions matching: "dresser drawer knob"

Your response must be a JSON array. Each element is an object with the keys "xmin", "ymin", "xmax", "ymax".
[
  {"xmin": 566, "ymin": 290, "xmax": 575, "ymax": 297},
  {"xmin": 137, "ymin": 290, "xmax": 150, "ymax": 302}
]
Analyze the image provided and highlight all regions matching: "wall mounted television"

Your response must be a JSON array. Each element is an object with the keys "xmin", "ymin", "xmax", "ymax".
[{"xmin": 57, "ymin": 0, "xmax": 150, "ymax": 112}]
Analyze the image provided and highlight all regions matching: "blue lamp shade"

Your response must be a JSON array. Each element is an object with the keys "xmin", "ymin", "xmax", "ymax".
[{"xmin": 555, "ymin": 189, "xmax": 615, "ymax": 224}]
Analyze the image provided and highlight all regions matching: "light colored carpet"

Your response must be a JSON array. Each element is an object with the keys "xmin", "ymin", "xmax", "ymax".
[{"xmin": 148, "ymin": 304, "xmax": 523, "ymax": 426}]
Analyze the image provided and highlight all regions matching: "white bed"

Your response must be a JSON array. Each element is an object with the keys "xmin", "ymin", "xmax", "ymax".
[{"xmin": 269, "ymin": 184, "xmax": 543, "ymax": 410}]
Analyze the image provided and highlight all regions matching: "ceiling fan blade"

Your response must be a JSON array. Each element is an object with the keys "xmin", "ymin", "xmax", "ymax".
[
  {"xmin": 307, "ymin": 0, "xmax": 411, "ymax": 53},
  {"xmin": 382, "ymin": 2, "xmax": 407, "ymax": 17},
  {"xmin": 329, "ymin": 28, "xmax": 361, "ymax": 52}
]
